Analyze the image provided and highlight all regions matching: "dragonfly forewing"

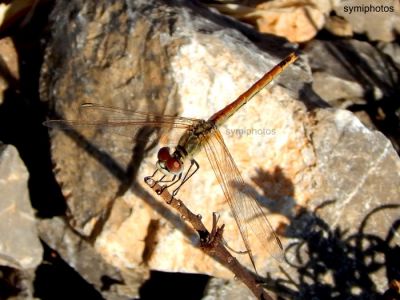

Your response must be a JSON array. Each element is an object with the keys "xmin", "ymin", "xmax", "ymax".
[
  {"xmin": 202, "ymin": 127, "xmax": 282, "ymax": 270},
  {"xmin": 44, "ymin": 103, "xmax": 200, "ymax": 144}
]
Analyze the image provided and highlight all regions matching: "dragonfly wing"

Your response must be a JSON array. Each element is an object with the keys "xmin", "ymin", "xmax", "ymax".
[
  {"xmin": 44, "ymin": 103, "xmax": 200, "ymax": 144},
  {"xmin": 78, "ymin": 103, "xmax": 200, "ymax": 126},
  {"xmin": 202, "ymin": 127, "xmax": 282, "ymax": 270}
]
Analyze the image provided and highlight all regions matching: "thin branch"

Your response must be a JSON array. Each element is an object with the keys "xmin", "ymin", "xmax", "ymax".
[{"xmin": 144, "ymin": 177, "xmax": 274, "ymax": 300}]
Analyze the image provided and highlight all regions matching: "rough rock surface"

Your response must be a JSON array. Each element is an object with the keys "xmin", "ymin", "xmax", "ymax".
[
  {"xmin": 0, "ymin": 143, "xmax": 43, "ymax": 269},
  {"xmin": 254, "ymin": 0, "xmax": 325, "ymax": 43},
  {"xmin": 324, "ymin": 15, "xmax": 353, "ymax": 37},
  {"xmin": 210, "ymin": 0, "xmax": 326, "ymax": 43},
  {"xmin": 378, "ymin": 41, "xmax": 400, "ymax": 69},
  {"xmin": 202, "ymin": 277, "xmax": 255, "ymax": 300},
  {"xmin": 38, "ymin": 217, "xmax": 147, "ymax": 299},
  {"xmin": 304, "ymin": 39, "xmax": 400, "ymax": 151},
  {"xmin": 40, "ymin": 0, "xmax": 400, "ymax": 298}
]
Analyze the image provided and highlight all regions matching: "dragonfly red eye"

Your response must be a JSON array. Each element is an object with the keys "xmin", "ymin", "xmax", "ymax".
[
  {"xmin": 166, "ymin": 157, "xmax": 182, "ymax": 175},
  {"xmin": 157, "ymin": 147, "xmax": 171, "ymax": 162}
]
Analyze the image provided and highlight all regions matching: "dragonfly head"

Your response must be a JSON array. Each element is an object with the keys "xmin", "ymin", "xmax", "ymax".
[{"xmin": 156, "ymin": 147, "xmax": 183, "ymax": 175}]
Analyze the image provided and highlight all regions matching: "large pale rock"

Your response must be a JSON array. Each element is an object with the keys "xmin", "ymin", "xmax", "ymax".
[
  {"xmin": 0, "ymin": 144, "xmax": 43, "ymax": 269},
  {"xmin": 41, "ymin": 0, "xmax": 400, "ymax": 297}
]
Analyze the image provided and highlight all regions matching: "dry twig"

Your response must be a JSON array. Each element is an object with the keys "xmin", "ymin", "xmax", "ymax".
[{"xmin": 144, "ymin": 177, "xmax": 274, "ymax": 300}]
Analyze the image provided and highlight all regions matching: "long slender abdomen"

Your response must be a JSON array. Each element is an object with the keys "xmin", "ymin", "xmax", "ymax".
[{"xmin": 208, "ymin": 52, "xmax": 298, "ymax": 127}]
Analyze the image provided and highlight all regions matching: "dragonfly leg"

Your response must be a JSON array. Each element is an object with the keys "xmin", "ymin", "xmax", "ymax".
[
  {"xmin": 155, "ymin": 175, "xmax": 167, "ymax": 194},
  {"xmin": 144, "ymin": 169, "xmax": 159, "ymax": 187},
  {"xmin": 156, "ymin": 174, "xmax": 181, "ymax": 195},
  {"xmin": 171, "ymin": 159, "xmax": 199, "ymax": 197},
  {"xmin": 164, "ymin": 174, "xmax": 182, "ymax": 189}
]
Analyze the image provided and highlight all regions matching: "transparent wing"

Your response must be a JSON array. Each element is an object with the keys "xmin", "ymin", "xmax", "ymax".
[
  {"xmin": 202, "ymin": 127, "xmax": 282, "ymax": 270},
  {"xmin": 78, "ymin": 103, "xmax": 200, "ymax": 126},
  {"xmin": 44, "ymin": 103, "xmax": 200, "ymax": 143}
]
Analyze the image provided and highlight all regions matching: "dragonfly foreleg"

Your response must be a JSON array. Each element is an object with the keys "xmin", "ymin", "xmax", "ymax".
[
  {"xmin": 171, "ymin": 159, "xmax": 199, "ymax": 196},
  {"xmin": 144, "ymin": 169, "xmax": 179, "ymax": 193},
  {"xmin": 144, "ymin": 169, "xmax": 159, "ymax": 188}
]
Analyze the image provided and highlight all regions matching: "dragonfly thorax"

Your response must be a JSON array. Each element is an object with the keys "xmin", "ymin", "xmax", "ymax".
[{"xmin": 177, "ymin": 120, "xmax": 214, "ymax": 157}]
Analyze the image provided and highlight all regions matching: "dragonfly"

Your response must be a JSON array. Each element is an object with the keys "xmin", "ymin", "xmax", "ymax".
[{"xmin": 44, "ymin": 52, "xmax": 298, "ymax": 270}]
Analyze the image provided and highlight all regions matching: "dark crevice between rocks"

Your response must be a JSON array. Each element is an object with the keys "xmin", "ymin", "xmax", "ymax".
[
  {"xmin": 0, "ymin": 1, "xmax": 66, "ymax": 219},
  {"xmin": 139, "ymin": 270, "xmax": 210, "ymax": 300},
  {"xmin": 34, "ymin": 243, "xmax": 104, "ymax": 300}
]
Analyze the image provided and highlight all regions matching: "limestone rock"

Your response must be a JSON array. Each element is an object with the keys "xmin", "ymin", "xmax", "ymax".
[
  {"xmin": 40, "ymin": 0, "xmax": 307, "ymax": 279},
  {"xmin": 41, "ymin": 0, "xmax": 400, "ymax": 298},
  {"xmin": 0, "ymin": 143, "xmax": 43, "ymax": 269}
]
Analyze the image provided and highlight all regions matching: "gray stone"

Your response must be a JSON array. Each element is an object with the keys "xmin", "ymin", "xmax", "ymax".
[
  {"xmin": 304, "ymin": 39, "xmax": 400, "ymax": 151},
  {"xmin": 0, "ymin": 267, "xmax": 37, "ymax": 300},
  {"xmin": 0, "ymin": 144, "xmax": 43, "ymax": 269},
  {"xmin": 305, "ymin": 39, "xmax": 399, "ymax": 107},
  {"xmin": 202, "ymin": 277, "xmax": 257, "ymax": 300},
  {"xmin": 377, "ymin": 41, "xmax": 400, "ymax": 69},
  {"xmin": 38, "ymin": 217, "xmax": 148, "ymax": 299}
]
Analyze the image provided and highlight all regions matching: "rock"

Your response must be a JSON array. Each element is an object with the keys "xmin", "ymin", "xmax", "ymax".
[
  {"xmin": 377, "ymin": 42, "xmax": 400, "ymax": 69},
  {"xmin": 324, "ymin": 15, "xmax": 353, "ymax": 37},
  {"xmin": 209, "ymin": 0, "xmax": 327, "ymax": 43},
  {"xmin": 202, "ymin": 277, "xmax": 256, "ymax": 300},
  {"xmin": 41, "ymin": 0, "xmax": 400, "ymax": 298},
  {"xmin": 304, "ymin": 39, "xmax": 400, "ymax": 150},
  {"xmin": 295, "ymin": 109, "xmax": 400, "ymax": 298},
  {"xmin": 0, "ymin": 143, "xmax": 43, "ymax": 269},
  {"xmin": 334, "ymin": 0, "xmax": 400, "ymax": 42},
  {"xmin": 40, "ymin": 0, "xmax": 308, "ymax": 279},
  {"xmin": 0, "ymin": 266, "xmax": 36, "ymax": 300},
  {"xmin": 254, "ymin": 0, "xmax": 326, "ymax": 42},
  {"xmin": 0, "ymin": 37, "xmax": 19, "ymax": 105},
  {"xmin": 38, "ymin": 217, "xmax": 148, "ymax": 299}
]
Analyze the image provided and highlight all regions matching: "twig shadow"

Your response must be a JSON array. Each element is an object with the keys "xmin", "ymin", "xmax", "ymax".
[{"xmin": 244, "ymin": 167, "xmax": 399, "ymax": 299}]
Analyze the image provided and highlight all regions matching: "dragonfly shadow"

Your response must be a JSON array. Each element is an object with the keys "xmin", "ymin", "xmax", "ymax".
[
  {"xmin": 46, "ymin": 116, "xmax": 198, "ymax": 243},
  {"xmin": 250, "ymin": 166, "xmax": 296, "ymax": 216},
  {"xmin": 244, "ymin": 167, "xmax": 399, "ymax": 299}
]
